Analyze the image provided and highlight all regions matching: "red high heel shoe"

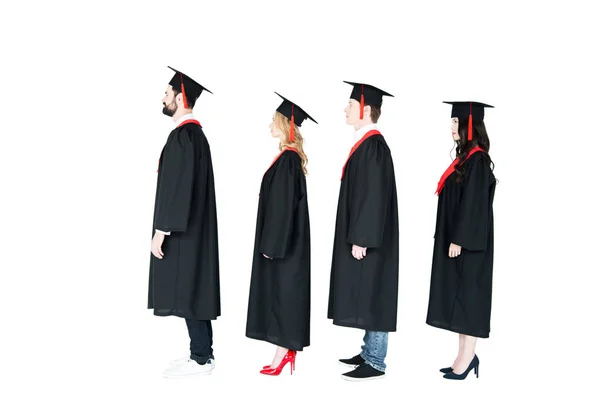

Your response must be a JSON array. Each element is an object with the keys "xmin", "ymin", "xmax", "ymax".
[
  {"xmin": 262, "ymin": 350, "xmax": 297, "ymax": 370},
  {"xmin": 260, "ymin": 350, "xmax": 296, "ymax": 375}
]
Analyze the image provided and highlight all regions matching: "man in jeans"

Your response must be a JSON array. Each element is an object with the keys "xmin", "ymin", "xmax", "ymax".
[
  {"xmin": 148, "ymin": 67, "xmax": 221, "ymax": 378},
  {"xmin": 327, "ymin": 81, "xmax": 399, "ymax": 381}
]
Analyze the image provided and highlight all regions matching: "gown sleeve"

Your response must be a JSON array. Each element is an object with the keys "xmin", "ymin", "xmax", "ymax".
[
  {"xmin": 259, "ymin": 153, "xmax": 298, "ymax": 259},
  {"xmin": 346, "ymin": 139, "xmax": 393, "ymax": 248},
  {"xmin": 452, "ymin": 154, "xmax": 492, "ymax": 251},
  {"xmin": 154, "ymin": 129, "xmax": 195, "ymax": 233}
]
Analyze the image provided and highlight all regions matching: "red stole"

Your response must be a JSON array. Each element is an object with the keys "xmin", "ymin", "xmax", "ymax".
[
  {"xmin": 435, "ymin": 146, "xmax": 484, "ymax": 195},
  {"xmin": 340, "ymin": 130, "xmax": 381, "ymax": 180},
  {"xmin": 157, "ymin": 119, "xmax": 202, "ymax": 172}
]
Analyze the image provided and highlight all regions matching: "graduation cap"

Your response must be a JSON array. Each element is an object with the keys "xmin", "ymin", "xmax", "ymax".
[
  {"xmin": 275, "ymin": 92, "xmax": 318, "ymax": 142},
  {"xmin": 443, "ymin": 101, "xmax": 494, "ymax": 141},
  {"xmin": 167, "ymin": 66, "xmax": 212, "ymax": 109},
  {"xmin": 344, "ymin": 81, "xmax": 394, "ymax": 119}
]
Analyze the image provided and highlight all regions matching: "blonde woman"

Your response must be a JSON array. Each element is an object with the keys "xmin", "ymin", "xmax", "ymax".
[{"xmin": 245, "ymin": 92, "xmax": 317, "ymax": 376}]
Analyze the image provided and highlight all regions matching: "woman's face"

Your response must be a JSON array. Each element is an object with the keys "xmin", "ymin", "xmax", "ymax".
[
  {"xmin": 451, "ymin": 117, "xmax": 460, "ymax": 141},
  {"xmin": 269, "ymin": 113, "xmax": 284, "ymax": 139}
]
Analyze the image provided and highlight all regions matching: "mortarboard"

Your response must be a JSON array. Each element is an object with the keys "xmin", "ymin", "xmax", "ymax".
[
  {"xmin": 275, "ymin": 92, "xmax": 318, "ymax": 141},
  {"xmin": 443, "ymin": 101, "xmax": 494, "ymax": 140},
  {"xmin": 167, "ymin": 66, "xmax": 212, "ymax": 109},
  {"xmin": 344, "ymin": 81, "xmax": 394, "ymax": 119}
]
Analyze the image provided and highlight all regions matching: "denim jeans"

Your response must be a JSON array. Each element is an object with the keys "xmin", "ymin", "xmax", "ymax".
[
  {"xmin": 185, "ymin": 319, "xmax": 214, "ymax": 364},
  {"xmin": 360, "ymin": 331, "xmax": 388, "ymax": 372}
]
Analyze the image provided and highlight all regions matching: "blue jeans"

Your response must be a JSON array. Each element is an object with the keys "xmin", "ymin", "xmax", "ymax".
[
  {"xmin": 360, "ymin": 331, "xmax": 388, "ymax": 372},
  {"xmin": 185, "ymin": 319, "xmax": 214, "ymax": 364}
]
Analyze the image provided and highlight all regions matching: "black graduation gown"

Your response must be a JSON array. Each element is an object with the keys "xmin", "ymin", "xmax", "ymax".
[
  {"xmin": 245, "ymin": 150, "xmax": 311, "ymax": 351},
  {"xmin": 147, "ymin": 122, "xmax": 220, "ymax": 321},
  {"xmin": 426, "ymin": 151, "xmax": 496, "ymax": 338},
  {"xmin": 327, "ymin": 135, "xmax": 399, "ymax": 332}
]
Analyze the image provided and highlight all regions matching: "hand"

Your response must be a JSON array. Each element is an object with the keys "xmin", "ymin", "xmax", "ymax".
[
  {"xmin": 263, "ymin": 254, "xmax": 272, "ymax": 259},
  {"xmin": 351, "ymin": 245, "xmax": 367, "ymax": 260},
  {"xmin": 152, "ymin": 231, "xmax": 165, "ymax": 259},
  {"xmin": 448, "ymin": 243, "xmax": 462, "ymax": 258}
]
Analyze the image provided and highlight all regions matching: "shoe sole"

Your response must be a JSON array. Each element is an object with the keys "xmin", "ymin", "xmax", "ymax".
[
  {"xmin": 163, "ymin": 370, "xmax": 213, "ymax": 378},
  {"xmin": 341, "ymin": 374, "xmax": 385, "ymax": 382}
]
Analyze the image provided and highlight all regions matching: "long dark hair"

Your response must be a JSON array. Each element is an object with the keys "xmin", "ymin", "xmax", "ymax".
[{"xmin": 454, "ymin": 117, "xmax": 494, "ymax": 183}]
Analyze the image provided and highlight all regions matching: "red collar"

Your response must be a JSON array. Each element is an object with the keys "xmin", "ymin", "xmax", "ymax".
[
  {"xmin": 177, "ymin": 118, "xmax": 201, "ymax": 128},
  {"xmin": 340, "ymin": 130, "xmax": 381, "ymax": 180},
  {"xmin": 435, "ymin": 146, "xmax": 484, "ymax": 195}
]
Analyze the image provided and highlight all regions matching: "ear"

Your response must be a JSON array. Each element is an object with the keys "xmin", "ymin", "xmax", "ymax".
[
  {"xmin": 175, "ymin": 92, "xmax": 183, "ymax": 104},
  {"xmin": 364, "ymin": 104, "xmax": 371, "ymax": 118}
]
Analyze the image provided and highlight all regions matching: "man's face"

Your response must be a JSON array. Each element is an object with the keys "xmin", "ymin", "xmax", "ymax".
[
  {"xmin": 162, "ymin": 85, "xmax": 177, "ymax": 117},
  {"xmin": 344, "ymin": 99, "xmax": 361, "ymax": 125}
]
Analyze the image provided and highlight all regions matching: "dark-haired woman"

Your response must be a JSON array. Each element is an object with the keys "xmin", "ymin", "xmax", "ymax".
[{"xmin": 426, "ymin": 101, "xmax": 497, "ymax": 380}]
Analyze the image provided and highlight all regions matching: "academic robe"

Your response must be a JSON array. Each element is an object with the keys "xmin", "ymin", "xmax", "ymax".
[
  {"xmin": 147, "ymin": 121, "xmax": 220, "ymax": 320},
  {"xmin": 426, "ymin": 151, "xmax": 496, "ymax": 338},
  {"xmin": 327, "ymin": 133, "xmax": 399, "ymax": 332},
  {"xmin": 245, "ymin": 149, "xmax": 311, "ymax": 351}
]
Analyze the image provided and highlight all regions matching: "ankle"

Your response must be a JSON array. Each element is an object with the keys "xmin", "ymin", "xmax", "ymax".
[{"xmin": 275, "ymin": 347, "xmax": 288, "ymax": 356}]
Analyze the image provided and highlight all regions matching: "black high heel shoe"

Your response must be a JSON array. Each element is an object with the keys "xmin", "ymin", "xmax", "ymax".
[
  {"xmin": 442, "ymin": 355, "xmax": 479, "ymax": 380},
  {"xmin": 439, "ymin": 367, "xmax": 453, "ymax": 373}
]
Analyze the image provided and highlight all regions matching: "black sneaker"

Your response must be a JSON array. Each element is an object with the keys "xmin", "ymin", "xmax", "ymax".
[
  {"xmin": 338, "ymin": 354, "xmax": 365, "ymax": 367},
  {"xmin": 341, "ymin": 363, "xmax": 385, "ymax": 381}
]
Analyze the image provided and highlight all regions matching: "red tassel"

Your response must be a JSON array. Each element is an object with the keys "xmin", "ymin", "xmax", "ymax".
[
  {"xmin": 360, "ymin": 84, "xmax": 364, "ymax": 119},
  {"xmin": 290, "ymin": 104, "xmax": 295, "ymax": 142},
  {"xmin": 180, "ymin": 73, "xmax": 188, "ymax": 109},
  {"xmin": 468, "ymin": 102, "xmax": 473, "ymax": 140}
]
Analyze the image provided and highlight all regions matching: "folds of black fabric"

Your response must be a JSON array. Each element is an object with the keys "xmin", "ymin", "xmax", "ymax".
[
  {"xmin": 148, "ymin": 124, "xmax": 221, "ymax": 321},
  {"xmin": 246, "ymin": 151, "xmax": 311, "ymax": 351},
  {"xmin": 328, "ymin": 136, "xmax": 400, "ymax": 332},
  {"xmin": 426, "ymin": 152, "xmax": 496, "ymax": 338}
]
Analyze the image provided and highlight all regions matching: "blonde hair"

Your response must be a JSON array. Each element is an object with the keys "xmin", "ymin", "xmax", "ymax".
[{"xmin": 274, "ymin": 111, "xmax": 308, "ymax": 175}]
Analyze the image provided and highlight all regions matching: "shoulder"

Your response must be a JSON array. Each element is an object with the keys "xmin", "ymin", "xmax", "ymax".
[
  {"xmin": 465, "ymin": 151, "xmax": 491, "ymax": 168},
  {"xmin": 266, "ymin": 151, "xmax": 301, "ymax": 180},
  {"xmin": 278, "ymin": 150, "xmax": 302, "ymax": 169},
  {"xmin": 463, "ymin": 151, "xmax": 495, "ymax": 181},
  {"xmin": 282, "ymin": 149, "xmax": 301, "ymax": 161},
  {"xmin": 177, "ymin": 123, "xmax": 205, "ymax": 137},
  {"xmin": 175, "ymin": 124, "xmax": 209, "ymax": 147},
  {"xmin": 360, "ymin": 134, "xmax": 391, "ymax": 159}
]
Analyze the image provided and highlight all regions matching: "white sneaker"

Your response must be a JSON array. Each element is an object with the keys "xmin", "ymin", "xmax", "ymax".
[
  {"xmin": 163, "ymin": 359, "xmax": 215, "ymax": 378},
  {"xmin": 169, "ymin": 356, "xmax": 191, "ymax": 367},
  {"xmin": 169, "ymin": 356, "xmax": 216, "ymax": 367}
]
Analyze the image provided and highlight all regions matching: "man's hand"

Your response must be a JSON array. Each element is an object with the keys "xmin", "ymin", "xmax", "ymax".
[
  {"xmin": 448, "ymin": 243, "xmax": 462, "ymax": 258},
  {"xmin": 152, "ymin": 231, "xmax": 166, "ymax": 259},
  {"xmin": 351, "ymin": 244, "xmax": 367, "ymax": 260}
]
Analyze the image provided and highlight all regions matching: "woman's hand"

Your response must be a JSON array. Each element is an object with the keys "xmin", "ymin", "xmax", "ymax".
[
  {"xmin": 151, "ymin": 231, "xmax": 165, "ymax": 259},
  {"xmin": 448, "ymin": 243, "xmax": 462, "ymax": 258}
]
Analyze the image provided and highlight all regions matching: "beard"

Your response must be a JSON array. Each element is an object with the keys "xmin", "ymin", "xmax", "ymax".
[{"xmin": 162, "ymin": 99, "xmax": 177, "ymax": 117}]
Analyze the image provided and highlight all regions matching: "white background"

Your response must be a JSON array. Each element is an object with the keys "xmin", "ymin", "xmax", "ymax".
[{"xmin": 1, "ymin": 0, "xmax": 599, "ymax": 398}]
